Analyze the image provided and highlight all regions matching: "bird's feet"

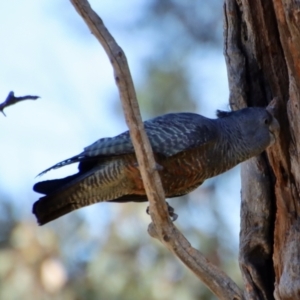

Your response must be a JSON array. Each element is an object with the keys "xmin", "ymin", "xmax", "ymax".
[
  {"xmin": 146, "ymin": 202, "xmax": 178, "ymax": 221},
  {"xmin": 166, "ymin": 203, "xmax": 178, "ymax": 221}
]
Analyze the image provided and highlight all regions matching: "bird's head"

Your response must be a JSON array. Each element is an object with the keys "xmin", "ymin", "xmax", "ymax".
[{"xmin": 217, "ymin": 106, "xmax": 280, "ymax": 157}]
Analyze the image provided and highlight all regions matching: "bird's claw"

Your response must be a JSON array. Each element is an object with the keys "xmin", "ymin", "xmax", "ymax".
[
  {"xmin": 169, "ymin": 211, "xmax": 178, "ymax": 221},
  {"xmin": 146, "ymin": 202, "xmax": 178, "ymax": 221}
]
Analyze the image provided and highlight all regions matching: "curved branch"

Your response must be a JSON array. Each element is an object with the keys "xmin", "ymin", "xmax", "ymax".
[
  {"xmin": 0, "ymin": 91, "xmax": 39, "ymax": 116},
  {"xmin": 69, "ymin": 1, "xmax": 243, "ymax": 299}
]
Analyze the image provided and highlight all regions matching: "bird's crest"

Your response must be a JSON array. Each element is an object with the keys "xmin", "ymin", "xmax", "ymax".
[{"xmin": 216, "ymin": 110, "xmax": 233, "ymax": 118}]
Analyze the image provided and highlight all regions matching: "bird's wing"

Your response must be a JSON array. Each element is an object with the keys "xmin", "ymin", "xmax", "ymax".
[
  {"xmin": 38, "ymin": 113, "xmax": 218, "ymax": 176},
  {"xmin": 84, "ymin": 113, "xmax": 218, "ymax": 157}
]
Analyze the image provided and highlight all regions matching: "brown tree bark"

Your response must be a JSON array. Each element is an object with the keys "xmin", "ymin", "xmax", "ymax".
[{"xmin": 224, "ymin": 0, "xmax": 300, "ymax": 299}]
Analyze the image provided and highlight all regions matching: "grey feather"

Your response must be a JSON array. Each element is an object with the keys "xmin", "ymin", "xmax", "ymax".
[
  {"xmin": 38, "ymin": 113, "xmax": 218, "ymax": 175},
  {"xmin": 84, "ymin": 113, "xmax": 217, "ymax": 156}
]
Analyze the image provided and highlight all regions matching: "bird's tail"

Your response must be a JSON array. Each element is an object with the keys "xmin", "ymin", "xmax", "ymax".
[
  {"xmin": 32, "ymin": 159, "xmax": 140, "ymax": 225},
  {"xmin": 33, "ymin": 196, "xmax": 81, "ymax": 225},
  {"xmin": 33, "ymin": 190, "xmax": 149, "ymax": 225},
  {"xmin": 32, "ymin": 155, "xmax": 153, "ymax": 225},
  {"xmin": 33, "ymin": 174, "xmax": 80, "ymax": 195},
  {"xmin": 33, "ymin": 173, "xmax": 86, "ymax": 225}
]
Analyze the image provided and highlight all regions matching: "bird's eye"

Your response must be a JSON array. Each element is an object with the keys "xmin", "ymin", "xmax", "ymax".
[{"xmin": 264, "ymin": 118, "xmax": 270, "ymax": 125}]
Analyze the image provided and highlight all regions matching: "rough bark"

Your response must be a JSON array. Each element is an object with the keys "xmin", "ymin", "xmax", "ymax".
[{"xmin": 224, "ymin": 0, "xmax": 300, "ymax": 299}]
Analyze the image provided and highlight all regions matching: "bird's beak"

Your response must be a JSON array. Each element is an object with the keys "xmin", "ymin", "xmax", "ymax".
[
  {"xmin": 266, "ymin": 98, "xmax": 280, "ymax": 145},
  {"xmin": 268, "ymin": 115, "xmax": 280, "ymax": 145}
]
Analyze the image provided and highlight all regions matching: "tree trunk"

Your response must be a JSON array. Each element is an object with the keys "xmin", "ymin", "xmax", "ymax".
[{"xmin": 224, "ymin": 0, "xmax": 300, "ymax": 299}]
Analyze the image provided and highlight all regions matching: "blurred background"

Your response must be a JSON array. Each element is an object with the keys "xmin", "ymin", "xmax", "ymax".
[{"xmin": 0, "ymin": 1, "xmax": 243, "ymax": 299}]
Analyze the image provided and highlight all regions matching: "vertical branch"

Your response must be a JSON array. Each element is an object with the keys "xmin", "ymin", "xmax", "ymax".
[
  {"xmin": 224, "ymin": 0, "xmax": 300, "ymax": 299},
  {"xmin": 69, "ymin": 1, "xmax": 243, "ymax": 299}
]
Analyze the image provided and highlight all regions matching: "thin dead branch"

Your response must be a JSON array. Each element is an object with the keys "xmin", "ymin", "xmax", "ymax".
[
  {"xmin": 69, "ymin": 1, "xmax": 243, "ymax": 299},
  {"xmin": 0, "ymin": 91, "xmax": 39, "ymax": 116}
]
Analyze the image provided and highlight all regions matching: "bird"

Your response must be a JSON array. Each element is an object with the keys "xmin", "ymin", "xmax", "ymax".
[{"xmin": 33, "ymin": 107, "xmax": 279, "ymax": 225}]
